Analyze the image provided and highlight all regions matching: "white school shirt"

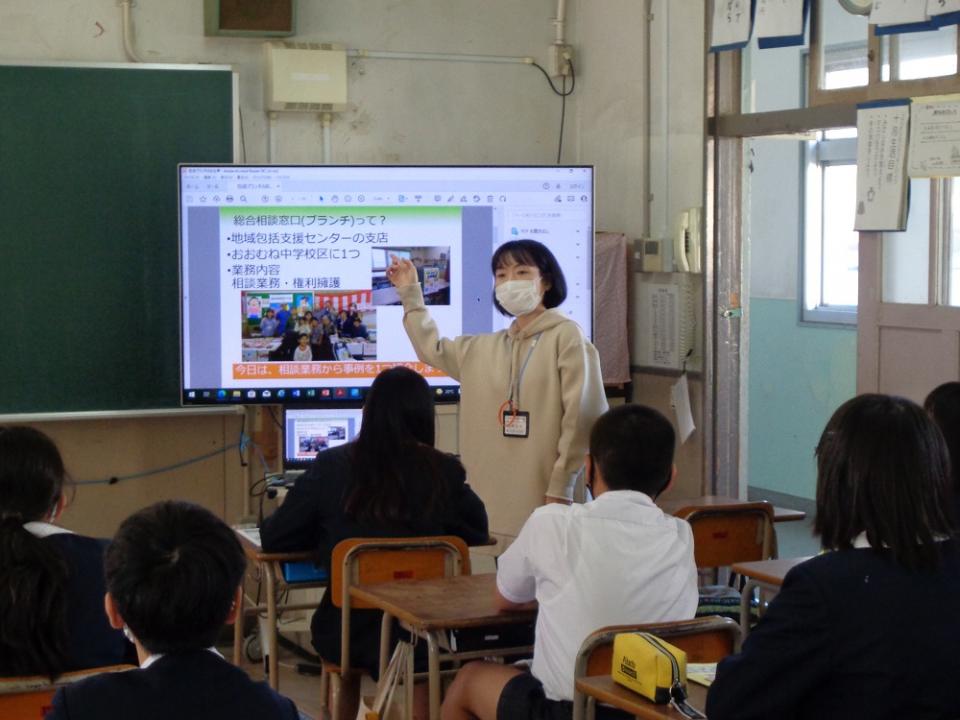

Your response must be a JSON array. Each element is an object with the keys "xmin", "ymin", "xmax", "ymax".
[{"xmin": 496, "ymin": 490, "xmax": 699, "ymax": 702}]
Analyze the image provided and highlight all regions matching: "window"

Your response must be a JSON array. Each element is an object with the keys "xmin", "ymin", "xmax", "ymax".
[{"xmin": 803, "ymin": 133, "xmax": 858, "ymax": 323}]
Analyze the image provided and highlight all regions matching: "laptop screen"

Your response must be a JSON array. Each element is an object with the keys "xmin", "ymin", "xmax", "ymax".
[{"xmin": 283, "ymin": 407, "xmax": 364, "ymax": 468}]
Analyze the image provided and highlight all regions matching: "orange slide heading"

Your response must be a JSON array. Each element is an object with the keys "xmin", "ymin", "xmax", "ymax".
[{"xmin": 232, "ymin": 361, "xmax": 446, "ymax": 380}]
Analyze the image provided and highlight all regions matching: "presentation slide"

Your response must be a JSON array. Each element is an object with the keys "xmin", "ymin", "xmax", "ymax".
[
  {"xmin": 283, "ymin": 407, "xmax": 363, "ymax": 465},
  {"xmin": 180, "ymin": 166, "xmax": 593, "ymax": 405}
]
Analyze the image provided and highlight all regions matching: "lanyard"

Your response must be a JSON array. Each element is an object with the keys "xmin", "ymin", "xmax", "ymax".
[{"xmin": 506, "ymin": 332, "xmax": 542, "ymax": 409}]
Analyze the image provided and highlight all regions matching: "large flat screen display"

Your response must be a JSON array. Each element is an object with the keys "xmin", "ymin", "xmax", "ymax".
[{"xmin": 179, "ymin": 165, "xmax": 594, "ymax": 405}]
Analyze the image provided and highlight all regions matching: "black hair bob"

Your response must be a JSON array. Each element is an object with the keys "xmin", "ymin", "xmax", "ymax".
[
  {"xmin": 814, "ymin": 394, "xmax": 955, "ymax": 572},
  {"xmin": 490, "ymin": 239, "xmax": 567, "ymax": 316}
]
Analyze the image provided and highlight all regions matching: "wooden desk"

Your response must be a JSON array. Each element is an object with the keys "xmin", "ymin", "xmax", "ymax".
[
  {"xmin": 658, "ymin": 495, "xmax": 806, "ymax": 523},
  {"xmin": 730, "ymin": 557, "xmax": 811, "ymax": 641},
  {"xmin": 575, "ymin": 676, "xmax": 708, "ymax": 720},
  {"xmin": 233, "ymin": 528, "xmax": 326, "ymax": 691},
  {"xmin": 350, "ymin": 573, "xmax": 536, "ymax": 720}
]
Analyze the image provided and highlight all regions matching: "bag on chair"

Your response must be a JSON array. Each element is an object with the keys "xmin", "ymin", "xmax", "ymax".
[{"xmin": 356, "ymin": 641, "xmax": 411, "ymax": 720}]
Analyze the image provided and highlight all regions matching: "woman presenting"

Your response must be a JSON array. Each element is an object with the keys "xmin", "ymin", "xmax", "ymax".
[{"xmin": 387, "ymin": 239, "xmax": 607, "ymax": 541}]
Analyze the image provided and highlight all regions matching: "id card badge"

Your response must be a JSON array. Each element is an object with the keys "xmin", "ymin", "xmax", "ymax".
[{"xmin": 502, "ymin": 411, "xmax": 530, "ymax": 438}]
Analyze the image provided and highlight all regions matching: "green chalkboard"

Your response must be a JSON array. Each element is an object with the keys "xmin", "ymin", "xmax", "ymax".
[{"xmin": 0, "ymin": 64, "xmax": 233, "ymax": 414}]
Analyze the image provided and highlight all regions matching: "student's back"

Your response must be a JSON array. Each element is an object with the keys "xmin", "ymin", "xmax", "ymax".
[
  {"xmin": 259, "ymin": 367, "xmax": 488, "ymax": 675},
  {"xmin": 707, "ymin": 394, "xmax": 960, "ymax": 720},
  {"xmin": 47, "ymin": 649, "xmax": 296, "ymax": 720},
  {"xmin": 500, "ymin": 491, "xmax": 696, "ymax": 701},
  {"xmin": 47, "ymin": 500, "xmax": 299, "ymax": 720},
  {"xmin": 0, "ymin": 427, "xmax": 130, "ymax": 678}
]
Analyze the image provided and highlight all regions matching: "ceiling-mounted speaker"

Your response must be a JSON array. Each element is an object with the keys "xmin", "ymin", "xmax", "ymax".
[{"xmin": 204, "ymin": 0, "xmax": 296, "ymax": 37}]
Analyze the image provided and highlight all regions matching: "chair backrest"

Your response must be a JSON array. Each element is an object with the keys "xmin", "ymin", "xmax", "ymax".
[
  {"xmin": 0, "ymin": 665, "xmax": 135, "ymax": 720},
  {"xmin": 574, "ymin": 616, "xmax": 740, "ymax": 678},
  {"xmin": 330, "ymin": 536, "xmax": 470, "ymax": 673},
  {"xmin": 676, "ymin": 502, "xmax": 776, "ymax": 569},
  {"xmin": 331, "ymin": 536, "xmax": 471, "ymax": 611}
]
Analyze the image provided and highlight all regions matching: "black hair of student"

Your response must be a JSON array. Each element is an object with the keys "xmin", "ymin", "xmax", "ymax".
[
  {"xmin": 815, "ymin": 394, "xmax": 955, "ymax": 572},
  {"xmin": 104, "ymin": 500, "xmax": 245, "ymax": 655},
  {"xmin": 588, "ymin": 404, "xmax": 675, "ymax": 497},
  {"xmin": 298, "ymin": 333, "xmax": 309, "ymax": 340},
  {"xmin": 0, "ymin": 426, "xmax": 71, "ymax": 678},
  {"xmin": 345, "ymin": 366, "xmax": 449, "ymax": 525},
  {"xmin": 924, "ymin": 382, "xmax": 960, "ymax": 497},
  {"xmin": 490, "ymin": 239, "xmax": 567, "ymax": 316}
]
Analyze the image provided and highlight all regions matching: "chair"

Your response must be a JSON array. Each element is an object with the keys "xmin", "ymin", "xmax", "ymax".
[
  {"xmin": 321, "ymin": 536, "xmax": 471, "ymax": 720},
  {"xmin": 675, "ymin": 501, "xmax": 777, "ymax": 624},
  {"xmin": 0, "ymin": 664, "xmax": 135, "ymax": 720},
  {"xmin": 572, "ymin": 616, "xmax": 739, "ymax": 720}
]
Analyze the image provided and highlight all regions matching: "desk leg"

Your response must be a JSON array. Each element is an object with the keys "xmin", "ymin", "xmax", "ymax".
[
  {"xmin": 739, "ymin": 579, "xmax": 759, "ymax": 648},
  {"xmin": 427, "ymin": 631, "xmax": 442, "ymax": 720},
  {"xmin": 266, "ymin": 562, "xmax": 279, "ymax": 691},
  {"xmin": 233, "ymin": 584, "xmax": 245, "ymax": 665}
]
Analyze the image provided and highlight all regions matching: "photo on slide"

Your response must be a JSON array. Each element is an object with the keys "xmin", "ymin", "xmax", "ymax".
[
  {"xmin": 371, "ymin": 246, "xmax": 451, "ymax": 306},
  {"xmin": 239, "ymin": 290, "xmax": 377, "ymax": 362}
]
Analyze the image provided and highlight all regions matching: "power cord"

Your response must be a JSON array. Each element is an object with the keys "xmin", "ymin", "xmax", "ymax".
[{"xmin": 529, "ymin": 59, "xmax": 576, "ymax": 164}]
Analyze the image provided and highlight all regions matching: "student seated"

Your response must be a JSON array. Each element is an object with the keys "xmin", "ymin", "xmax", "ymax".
[
  {"xmin": 441, "ymin": 404, "xmax": 698, "ymax": 720},
  {"xmin": 0, "ymin": 427, "xmax": 132, "ymax": 678},
  {"xmin": 925, "ymin": 381, "xmax": 960, "ymax": 521},
  {"xmin": 706, "ymin": 394, "xmax": 960, "ymax": 720},
  {"xmin": 260, "ymin": 367, "xmax": 488, "ymax": 715},
  {"xmin": 46, "ymin": 500, "xmax": 299, "ymax": 720}
]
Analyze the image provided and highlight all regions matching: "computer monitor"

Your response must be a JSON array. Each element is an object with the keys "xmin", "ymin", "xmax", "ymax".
[
  {"xmin": 282, "ymin": 406, "xmax": 364, "ymax": 469},
  {"xmin": 179, "ymin": 165, "xmax": 594, "ymax": 405}
]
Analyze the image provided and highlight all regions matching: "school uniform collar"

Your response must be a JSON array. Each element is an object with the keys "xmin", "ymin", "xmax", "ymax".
[
  {"xmin": 23, "ymin": 521, "xmax": 74, "ymax": 538},
  {"xmin": 140, "ymin": 647, "xmax": 224, "ymax": 670}
]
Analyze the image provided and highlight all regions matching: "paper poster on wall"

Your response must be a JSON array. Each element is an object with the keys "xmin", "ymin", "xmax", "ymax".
[
  {"xmin": 855, "ymin": 100, "xmax": 911, "ymax": 232},
  {"xmin": 870, "ymin": 0, "xmax": 930, "ymax": 25},
  {"xmin": 755, "ymin": 0, "xmax": 808, "ymax": 49},
  {"xmin": 710, "ymin": 0, "xmax": 754, "ymax": 52},
  {"xmin": 927, "ymin": 0, "xmax": 960, "ymax": 28},
  {"xmin": 908, "ymin": 97, "xmax": 960, "ymax": 178}
]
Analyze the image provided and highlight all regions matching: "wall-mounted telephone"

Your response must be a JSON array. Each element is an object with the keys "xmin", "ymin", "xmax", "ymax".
[{"xmin": 674, "ymin": 207, "xmax": 702, "ymax": 273}]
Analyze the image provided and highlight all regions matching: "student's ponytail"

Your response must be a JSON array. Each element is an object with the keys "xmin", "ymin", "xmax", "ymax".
[
  {"xmin": 0, "ymin": 427, "xmax": 71, "ymax": 678},
  {"xmin": 0, "ymin": 513, "xmax": 70, "ymax": 677}
]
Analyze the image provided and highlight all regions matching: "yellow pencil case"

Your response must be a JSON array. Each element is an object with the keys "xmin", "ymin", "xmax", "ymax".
[{"xmin": 611, "ymin": 632, "xmax": 688, "ymax": 704}]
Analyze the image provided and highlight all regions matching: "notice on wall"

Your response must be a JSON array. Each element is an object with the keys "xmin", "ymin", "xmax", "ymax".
[
  {"xmin": 870, "ymin": 0, "xmax": 930, "ymax": 26},
  {"xmin": 855, "ymin": 100, "xmax": 910, "ymax": 232},
  {"xmin": 755, "ymin": 0, "xmax": 808, "ymax": 48},
  {"xmin": 710, "ymin": 0, "xmax": 753, "ymax": 52},
  {"xmin": 927, "ymin": 0, "xmax": 960, "ymax": 19},
  {"xmin": 671, "ymin": 373, "xmax": 696, "ymax": 445},
  {"xmin": 908, "ymin": 98, "xmax": 960, "ymax": 178}
]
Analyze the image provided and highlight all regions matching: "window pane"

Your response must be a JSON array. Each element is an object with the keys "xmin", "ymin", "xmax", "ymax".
[
  {"xmin": 882, "ymin": 179, "xmax": 930, "ymax": 305},
  {"xmin": 884, "ymin": 26, "xmax": 958, "ymax": 81},
  {"xmin": 821, "ymin": 164, "xmax": 859, "ymax": 306},
  {"xmin": 818, "ymin": 4, "xmax": 870, "ymax": 90}
]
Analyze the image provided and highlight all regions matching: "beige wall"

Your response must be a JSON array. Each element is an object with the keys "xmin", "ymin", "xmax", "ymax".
[
  {"xmin": 3, "ymin": 2, "xmax": 712, "ymax": 536},
  {"xmin": 33, "ymin": 413, "xmax": 247, "ymax": 537}
]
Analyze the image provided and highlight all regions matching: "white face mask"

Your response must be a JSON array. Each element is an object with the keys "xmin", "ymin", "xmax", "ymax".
[{"xmin": 495, "ymin": 279, "xmax": 543, "ymax": 317}]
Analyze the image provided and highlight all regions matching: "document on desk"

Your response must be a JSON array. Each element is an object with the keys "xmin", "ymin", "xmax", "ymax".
[
  {"xmin": 908, "ymin": 97, "xmax": 960, "ymax": 178},
  {"xmin": 686, "ymin": 663, "xmax": 717, "ymax": 688},
  {"xmin": 235, "ymin": 526, "xmax": 262, "ymax": 548},
  {"xmin": 855, "ymin": 100, "xmax": 910, "ymax": 232}
]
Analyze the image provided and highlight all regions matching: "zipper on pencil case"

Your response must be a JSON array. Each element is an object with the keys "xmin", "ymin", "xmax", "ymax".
[{"xmin": 637, "ymin": 633, "xmax": 705, "ymax": 720}]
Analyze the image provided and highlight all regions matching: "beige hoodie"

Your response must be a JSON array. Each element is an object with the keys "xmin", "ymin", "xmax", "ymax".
[{"xmin": 398, "ymin": 283, "xmax": 608, "ymax": 538}]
